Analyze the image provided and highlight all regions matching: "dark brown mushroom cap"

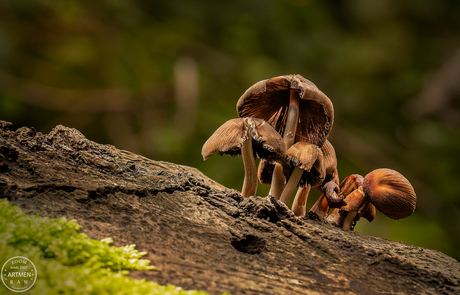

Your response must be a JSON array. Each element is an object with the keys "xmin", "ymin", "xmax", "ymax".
[
  {"xmin": 363, "ymin": 168, "xmax": 417, "ymax": 220},
  {"xmin": 201, "ymin": 117, "xmax": 285, "ymax": 162},
  {"xmin": 283, "ymin": 142, "xmax": 325, "ymax": 187},
  {"xmin": 236, "ymin": 74, "xmax": 334, "ymax": 147}
]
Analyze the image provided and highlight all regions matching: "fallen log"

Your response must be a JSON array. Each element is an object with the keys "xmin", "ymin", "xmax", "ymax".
[{"xmin": 0, "ymin": 121, "xmax": 458, "ymax": 295}]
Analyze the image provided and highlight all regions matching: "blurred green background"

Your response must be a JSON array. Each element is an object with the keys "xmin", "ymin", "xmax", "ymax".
[{"xmin": 1, "ymin": 0, "xmax": 459, "ymax": 260}]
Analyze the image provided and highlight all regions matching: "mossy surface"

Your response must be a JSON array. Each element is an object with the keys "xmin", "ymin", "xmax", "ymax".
[{"xmin": 0, "ymin": 199, "xmax": 210, "ymax": 295}]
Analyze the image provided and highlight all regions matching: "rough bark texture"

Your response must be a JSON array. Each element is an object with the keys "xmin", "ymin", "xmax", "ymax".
[{"xmin": 0, "ymin": 121, "xmax": 459, "ymax": 295}]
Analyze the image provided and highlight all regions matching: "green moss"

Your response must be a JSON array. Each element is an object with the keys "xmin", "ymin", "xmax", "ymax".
[{"xmin": 0, "ymin": 199, "xmax": 211, "ymax": 295}]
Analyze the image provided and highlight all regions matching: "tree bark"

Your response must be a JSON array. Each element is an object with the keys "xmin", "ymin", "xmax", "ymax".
[{"xmin": 0, "ymin": 121, "xmax": 459, "ymax": 295}]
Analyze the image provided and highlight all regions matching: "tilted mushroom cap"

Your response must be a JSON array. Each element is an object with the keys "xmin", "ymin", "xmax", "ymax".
[
  {"xmin": 316, "ymin": 140, "xmax": 344, "ymax": 207},
  {"xmin": 236, "ymin": 74, "xmax": 334, "ymax": 147},
  {"xmin": 202, "ymin": 118, "xmax": 248, "ymax": 160},
  {"xmin": 283, "ymin": 142, "xmax": 325, "ymax": 187},
  {"xmin": 201, "ymin": 117, "xmax": 285, "ymax": 162},
  {"xmin": 363, "ymin": 168, "xmax": 417, "ymax": 220},
  {"xmin": 321, "ymin": 140, "xmax": 339, "ymax": 185}
]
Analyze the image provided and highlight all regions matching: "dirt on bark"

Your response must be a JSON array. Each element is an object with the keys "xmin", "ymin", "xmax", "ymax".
[{"xmin": 0, "ymin": 121, "xmax": 459, "ymax": 295}]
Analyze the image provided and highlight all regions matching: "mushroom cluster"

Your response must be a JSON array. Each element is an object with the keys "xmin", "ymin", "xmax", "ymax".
[
  {"xmin": 202, "ymin": 74, "xmax": 417, "ymax": 230},
  {"xmin": 326, "ymin": 168, "xmax": 417, "ymax": 230}
]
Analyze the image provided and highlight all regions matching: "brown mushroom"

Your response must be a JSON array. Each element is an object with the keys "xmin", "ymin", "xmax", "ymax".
[
  {"xmin": 314, "ymin": 140, "xmax": 344, "ymax": 205},
  {"xmin": 237, "ymin": 74, "xmax": 334, "ymax": 199},
  {"xmin": 311, "ymin": 173, "xmax": 362, "ymax": 220},
  {"xmin": 327, "ymin": 168, "xmax": 416, "ymax": 230},
  {"xmin": 338, "ymin": 174, "xmax": 364, "ymax": 197},
  {"xmin": 279, "ymin": 142, "xmax": 325, "ymax": 210},
  {"xmin": 202, "ymin": 117, "xmax": 285, "ymax": 198},
  {"xmin": 363, "ymin": 168, "xmax": 416, "ymax": 220},
  {"xmin": 327, "ymin": 186, "xmax": 375, "ymax": 230},
  {"xmin": 237, "ymin": 74, "xmax": 334, "ymax": 147},
  {"xmin": 307, "ymin": 140, "xmax": 345, "ymax": 218},
  {"xmin": 257, "ymin": 139, "xmax": 338, "ymax": 204}
]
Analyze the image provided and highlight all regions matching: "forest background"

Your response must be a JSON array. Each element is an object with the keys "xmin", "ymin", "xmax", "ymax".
[{"xmin": 1, "ymin": 0, "xmax": 459, "ymax": 260}]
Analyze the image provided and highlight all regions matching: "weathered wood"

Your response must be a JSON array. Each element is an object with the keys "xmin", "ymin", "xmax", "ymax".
[{"xmin": 0, "ymin": 121, "xmax": 459, "ymax": 295}]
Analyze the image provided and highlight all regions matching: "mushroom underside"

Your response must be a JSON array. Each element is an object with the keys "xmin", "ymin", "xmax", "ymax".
[{"xmin": 238, "ymin": 97, "xmax": 331, "ymax": 147}]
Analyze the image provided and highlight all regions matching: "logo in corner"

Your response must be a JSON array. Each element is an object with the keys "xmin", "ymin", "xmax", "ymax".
[{"xmin": 1, "ymin": 256, "xmax": 37, "ymax": 292}]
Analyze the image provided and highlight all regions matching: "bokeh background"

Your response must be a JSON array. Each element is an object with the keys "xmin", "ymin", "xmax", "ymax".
[{"xmin": 1, "ymin": 0, "xmax": 459, "ymax": 260}]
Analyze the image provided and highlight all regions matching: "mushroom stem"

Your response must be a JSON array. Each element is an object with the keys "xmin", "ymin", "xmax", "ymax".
[
  {"xmin": 241, "ymin": 138, "xmax": 257, "ymax": 198},
  {"xmin": 292, "ymin": 184, "xmax": 311, "ymax": 216},
  {"xmin": 279, "ymin": 166, "xmax": 303, "ymax": 205},
  {"xmin": 270, "ymin": 164, "xmax": 285, "ymax": 199},
  {"xmin": 283, "ymin": 89, "xmax": 301, "ymax": 148},
  {"xmin": 342, "ymin": 211, "xmax": 358, "ymax": 230},
  {"xmin": 270, "ymin": 90, "xmax": 300, "ymax": 199},
  {"xmin": 309, "ymin": 193, "xmax": 330, "ymax": 219}
]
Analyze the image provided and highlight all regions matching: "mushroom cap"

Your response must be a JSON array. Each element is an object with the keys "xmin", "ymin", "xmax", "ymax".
[
  {"xmin": 339, "ymin": 174, "xmax": 364, "ymax": 198},
  {"xmin": 321, "ymin": 140, "xmax": 339, "ymax": 184},
  {"xmin": 201, "ymin": 117, "xmax": 285, "ymax": 163},
  {"xmin": 236, "ymin": 74, "xmax": 334, "ymax": 147},
  {"xmin": 246, "ymin": 117, "xmax": 286, "ymax": 164},
  {"xmin": 340, "ymin": 186, "xmax": 371, "ymax": 218},
  {"xmin": 327, "ymin": 185, "xmax": 373, "ymax": 226},
  {"xmin": 363, "ymin": 168, "xmax": 417, "ymax": 220},
  {"xmin": 201, "ymin": 118, "xmax": 247, "ymax": 160},
  {"xmin": 259, "ymin": 140, "xmax": 334, "ymax": 186},
  {"xmin": 362, "ymin": 203, "xmax": 376, "ymax": 222},
  {"xmin": 283, "ymin": 142, "xmax": 325, "ymax": 187}
]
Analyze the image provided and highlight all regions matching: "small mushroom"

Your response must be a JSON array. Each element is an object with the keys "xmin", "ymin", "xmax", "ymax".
[
  {"xmin": 237, "ymin": 74, "xmax": 334, "ymax": 199},
  {"xmin": 327, "ymin": 168, "xmax": 416, "ymax": 230},
  {"xmin": 317, "ymin": 140, "xmax": 344, "ymax": 205},
  {"xmin": 279, "ymin": 142, "xmax": 325, "ymax": 210},
  {"xmin": 201, "ymin": 117, "xmax": 285, "ymax": 198},
  {"xmin": 338, "ymin": 174, "xmax": 364, "ymax": 197},
  {"xmin": 363, "ymin": 168, "xmax": 416, "ymax": 220},
  {"xmin": 327, "ymin": 186, "xmax": 375, "ymax": 230}
]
